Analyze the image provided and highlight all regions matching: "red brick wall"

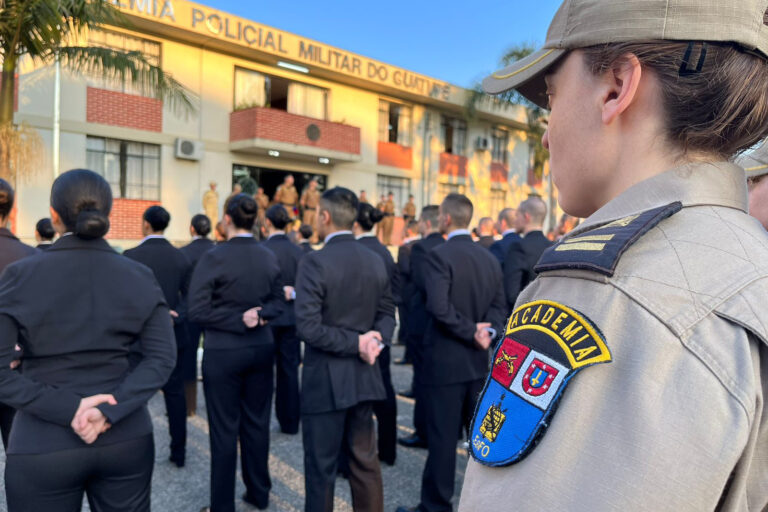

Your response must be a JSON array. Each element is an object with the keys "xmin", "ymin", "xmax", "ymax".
[
  {"xmin": 87, "ymin": 87, "xmax": 162, "ymax": 132},
  {"xmin": 439, "ymin": 152, "xmax": 468, "ymax": 178},
  {"xmin": 491, "ymin": 162, "xmax": 509, "ymax": 183},
  {"xmin": 0, "ymin": 74, "xmax": 19, "ymax": 112},
  {"xmin": 378, "ymin": 141, "xmax": 412, "ymax": 170},
  {"xmin": 230, "ymin": 107, "xmax": 360, "ymax": 155},
  {"xmin": 107, "ymin": 198, "xmax": 160, "ymax": 240}
]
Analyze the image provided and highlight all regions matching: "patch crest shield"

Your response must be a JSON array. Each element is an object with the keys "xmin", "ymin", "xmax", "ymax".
[{"xmin": 469, "ymin": 300, "xmax": 611, "ymax": 467}]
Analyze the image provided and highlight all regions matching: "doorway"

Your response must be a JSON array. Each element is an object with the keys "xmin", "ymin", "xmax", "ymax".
[{"xmin": 232, "ymin": 165, "xmax": 327, "ymax": 203}]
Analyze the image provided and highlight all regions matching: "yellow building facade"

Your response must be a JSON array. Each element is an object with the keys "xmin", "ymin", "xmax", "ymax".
[{"xmin": 11, "ymin": 0, "xmax": 550, "ymax": 246}]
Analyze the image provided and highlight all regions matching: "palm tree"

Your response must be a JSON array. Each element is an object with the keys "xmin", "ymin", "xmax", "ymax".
[
  {"xmin": 0, "ymin": 0, "xmax": 197, "ymax": 180},
  {"xmin": 467, "ymin": 43, "xmax": 549, "ymax": 181}
]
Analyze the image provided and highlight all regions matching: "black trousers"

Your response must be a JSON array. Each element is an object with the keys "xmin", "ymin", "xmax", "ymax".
[
  {"xmin": 271, "ymin": 325, "xmax": 301, "ymax": 434},
  {"xmin": 419, "ymin": 379, "xmax": 484, "ymax": 512},
  {"xmin": 164, "ymin": 325, "xmax": 188, "ymax": 463},
  {"xmin": 0, "ymin": 403, "xmax": 15, "ymax": 449},
  {"xmin": 203, "ymin": 345, "xmax": 274, "ymax": 512},
  {"xmin": 183, "ymin": 321, "xmax": 203, "ymax": 382},
  {"xmin": 372, "ymin": 346, "xmax": 397, "ymax": 464},
  {"xmin": 5, "ymin": 434, "xmax": 154, "ymax": 512},
  {"xmin": 410, "ymin": 334, "xmax": 427, "ymax": 440},
  {"xmin": 302, "ymin": 402, "xmax": 383, "ymax": 512}
]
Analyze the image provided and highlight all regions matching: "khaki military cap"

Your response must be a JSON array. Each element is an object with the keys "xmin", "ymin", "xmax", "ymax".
[
  {"xmin": 484, "ymin": 0, "xmax": 768, "ymax": 108},
  {"xmin": 737, "ymin": 141, "xmax": 768, "ymax": 178}
]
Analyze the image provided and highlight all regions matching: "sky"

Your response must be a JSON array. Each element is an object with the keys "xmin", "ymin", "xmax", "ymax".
[{"xmin": 203, "ymin": 0, "xmax": 562, "ymax": 89}]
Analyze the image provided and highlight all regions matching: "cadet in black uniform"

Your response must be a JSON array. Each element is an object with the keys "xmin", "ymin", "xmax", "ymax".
[
  {"xmin": 263, "ymin": 205, "xmax": 305, "ymax": 435},
  {"xmin": 398, "ymin": 205, "xmax": 442, "ymax": 449},
  {"xmin": 0, "ymin": 179, "xmax": 36, "ymax": 449},
  {"xmin": 353, "ymin": 202, "xmax": 399, "ymax": 465},
  {"xmin": 34, "ymin": 218, "xmax": 55, "ymax": 250},
  {"xmin": 124, "ymin": 206, "xmax": 192, "ymax": 468},
  {"xmin": 397, "ymin": 194, "xmax": 506, "ymax": 512},
  {"xmin": 298, "ymin": 223, "xmax": 314, "ymax": 254},
  {"xmin": 189, "ymin": 194, "xmax": 284, "ymax": 512},
  {"xmin": 0, "ymin": 169, "xmax": 175, "ymax": 512},
  {"xmin": 295, "ymin": 187, "xmax": 395, "ymax": 512},
  {"xmin": 180, "ymin": 214, "xmax": 215, "ymax": 416}
]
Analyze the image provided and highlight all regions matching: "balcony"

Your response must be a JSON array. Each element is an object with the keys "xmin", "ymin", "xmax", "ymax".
[
  {"xmin": 439, "ymin": 152, "xmax": 468, "ymax": 178},
  {"xmin": 378, "ymin": 141, "xmax": 413, "ymax": 170},
  {"xmin": 229, "ymin": 107, "xmax": 361, "ymax": 162},
  {"xmin": 491, "ymin": 162, "xmax": 508, "ymax": 183},
  {"xmin": 87, "ymin": 87, "xmax": 163, "ymax": 132}
]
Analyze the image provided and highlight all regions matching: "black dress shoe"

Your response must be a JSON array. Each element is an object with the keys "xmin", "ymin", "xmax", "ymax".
[
  {"xmin": 379, "ymin": 455, "xmax": 396, "ymax": 466},
  {"xmin": 242, "ymin": 492, "xmax": 268, "ymax": 510},
  {"xmin": 169, "ymin": 455, "xmax": 185, "ymax": 468},
  {"xmin": 397, "ymin": 433, "xmax": 427, "ymax": 449},
  {"xmin": 397, "ymin": 389, "xmax": 414, "ymax": 398}
]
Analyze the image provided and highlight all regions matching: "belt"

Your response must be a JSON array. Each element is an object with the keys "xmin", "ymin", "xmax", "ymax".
[
  {"xmin": 305, "ymin": 207, "xmax": 316, "ymax": 211},
  {"xmin": 281, "ymin": 202, "xmax": 295, "ymax": 207}
]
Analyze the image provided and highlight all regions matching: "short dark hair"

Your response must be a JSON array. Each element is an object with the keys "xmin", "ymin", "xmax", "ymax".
[
  {"xmin": 143, "ymin": 205, "xmax": 170, "ymax": 232},
  {"xmin": 36, "ymin": 218, "xmax": 55, "ymax": 240},
  {"xmin": 190, "ymin": 214, "xmax": 211, "ymax": 237},
  {"xmin": 299, "ymin": 223, "xmax": 313, "ymax": 240},
  {"xmin": 320, "ymin": 187, "xmax": 358, "ymax": 230},
  {"xmin": 441, "ymin": 194, "xmax": 473, "ymax": 228},
  {"xmin": 420, "ymin": 205, "xmax": 439, "ymax": 226},
  {"xmin": 498, "ymin": 207, "xmax": 515, "ymax": 226},
  {"xmin": 356, "ymin": 202, "xmax": 385, "ymax": 231},
  {"xmin": 406, "ymin": 219, "xmax": 419, "ymax": 231},
  {"xmin": 51, "ymin": 169, "xmax": 112, "ymax": 240},
  {"xmin": 266, "ymin": 204, "xmax": 291, "ymax": 230},
  {"xmin": 0, "ymin": 178, "xmax": 14, "ymax": 219},
  {"xmin": 225, "ymin": 193, "xmax": 258, "ymax": 230}
]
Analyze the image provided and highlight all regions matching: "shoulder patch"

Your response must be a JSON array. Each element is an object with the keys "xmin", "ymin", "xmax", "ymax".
[
  {"xmin": 534, "ymin": 202, "xmax": 682, "ymax": 276},
  {"xmin": 469, "ymin": 300, "xmax": 611, "ymax": 467}
]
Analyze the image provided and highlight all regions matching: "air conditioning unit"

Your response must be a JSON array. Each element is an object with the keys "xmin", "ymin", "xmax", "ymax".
[
  {"xmin": 175, "ymin": 138, "xmax": 204, "ymax": 161},
  {"xmin": 475, "ymin": 136, "xmax": 490, "ymax": 151}
]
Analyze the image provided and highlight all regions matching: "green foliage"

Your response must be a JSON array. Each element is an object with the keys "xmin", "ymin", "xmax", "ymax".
[{"xmin": 238, "ymin": 176, "xmax": 257, "ymax": 196}]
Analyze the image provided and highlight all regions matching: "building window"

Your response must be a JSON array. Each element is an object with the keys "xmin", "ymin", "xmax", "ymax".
[
  {"xmin": 376, "ymin": 174, "xmax": 411, "ymax": 211},
  {"xmin": 437, "ymin": 182, "xmax": 465, "ymax": 202},
  {"xmin": 490, "ymin": 188, "xmax": 507, "ymax": 216},
  {"xmin": 441, "ymin": 116, "xmax": 467, "ymax": 156},
  {"xmin": 86, "ymin": 136, "xmax": 161, "ymax": 200},
  {"xmin": 233, "ymin": 67, "xmax": 327, "ymax": 120},
  {"xmin": 491, "ymin": 128, "xmax": 509, "ymax": 166},
  {"xmin": 379, "ymin": 100, "xmax": 412, "ymax": 146},
  {"xmin": 88, "ymin": 29, "xmax": 161, "ymax": 97}
]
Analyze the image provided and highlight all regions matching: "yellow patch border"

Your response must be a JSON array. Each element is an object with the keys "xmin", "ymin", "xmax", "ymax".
[{"xmin": 505, "ymin": 300, "xmax": 611, "ymax": 369}]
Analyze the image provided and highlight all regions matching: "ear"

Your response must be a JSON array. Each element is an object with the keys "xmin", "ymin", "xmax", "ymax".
[{"xmin": 601, "ymin": 53, "xmax": 642, "ymax": 125}]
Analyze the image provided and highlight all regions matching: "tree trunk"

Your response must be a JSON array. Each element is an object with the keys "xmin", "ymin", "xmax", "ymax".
[{"xmin": 0, "ymin": 55, "xmax": 18, "ymax": 180}]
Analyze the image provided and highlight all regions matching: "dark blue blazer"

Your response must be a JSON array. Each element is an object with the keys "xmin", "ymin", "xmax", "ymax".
[
  {"xmin": 295, "ymin": 234, "xmax": 395, "ymax": 414},
  {"xmin": 358, "ymin": 235, "xmax": 400, "ymax": 304},
  {"xmin": 408, "ymin": 232, "xmax": 445, "ymax": 338},
  {"xmin": 0, "ymin": 235, "xmax": 175, "ymax": 454},
  {"xmin": 489, "ymin": 231, "xmax": 522, "ymax": 268},
  {"xmin": 262, "ymin": 233, "xmax": 305, "ymax": 327},
  {"xmin": 0, "ymin": 228, "xmax": 37, "ymax": 274},
  {"xmin": 423, "ymin": 234, "xmax": 506, "ymax": 385},
  {"xmin": 502, "ymin": 230, "xmax": 553, "ymax": 310},
  {"xmin": 180, "ymin": 237, "xmax": 215, "ymax": 270},
  {"xmin": 188, "ymin": 236, "xmax": 284, "ymax": 350}
]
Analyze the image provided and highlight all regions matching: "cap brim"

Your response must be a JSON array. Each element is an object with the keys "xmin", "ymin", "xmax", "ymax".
[
  {"xmin": 482, "ymin": 48, "xmax": 566, "ymax": 109},
  {"xmin": 737, "ymin": 140, "xmax": 768, "ymax": 178}
]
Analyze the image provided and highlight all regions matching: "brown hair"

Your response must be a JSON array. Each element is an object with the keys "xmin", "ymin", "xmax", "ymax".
[
  {"xmin": 0, "ymin": 178, "xmax": 13, "ymax": 220},
  {"xmin": 582, "ymin": 42, "xmax": 768, "ymax": 158}
]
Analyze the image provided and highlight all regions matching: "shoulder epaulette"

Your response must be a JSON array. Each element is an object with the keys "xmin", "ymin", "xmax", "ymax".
[{"xmin": 534, "ymin": 201, "xmax": 682, "ymax": 277}]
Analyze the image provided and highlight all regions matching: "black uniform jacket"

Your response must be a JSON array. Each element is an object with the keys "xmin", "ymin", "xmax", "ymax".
[
  {"xmin": 0, "ymin": 228, "xmax": 37, "ymax": 272},
  {"xmin": 0, "ymin": 235, "xmax": 176, "ymax": 454},
  {"xmin": 124, "ymin": 237, "xmax": 192, "ymax": 322},
  {"xmin": 358, "ymin": 235, "xmax": 401, "ymax": 304},
  {"xmin": 502, "ymin": 230, "xmax": 553, "ymax": 310},
  {"xmin": 397, "ymin": 239, "xmax": 419, "ymax": 316},
  {"xmin": 295, "ymin": 233, "xmax": 395, "ymax": 414},
  {"xmin": 423, "ymin": 234, "xmax": 506, "ymax": 386},
  {"xmin": 188, "ymin": 236, "xmax": 284, "ymax": 350},
  {"xmin": 180, "ymin": 237, "xmax": 215, "ymax": 270},
  {"xmin": 408, "ymin": 232, "xmax": 445, "ymax": 338},
  {"xmin": 263, "ymin": 233, "xmax": 305, "ymax": 327},
  {"xmin": 476, "ymin": 235, "xmax": 495, "ymax": 249},
  {"xmin": 299, "ymin": 241, "xmax": 314, "ymax": 254},
  {"xmin": 489, "ymin": 231, "xmax": 522, "ymax": 268}
]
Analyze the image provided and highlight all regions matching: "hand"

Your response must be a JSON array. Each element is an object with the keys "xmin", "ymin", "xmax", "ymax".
[
  {"xmin": 283, "ymin": 286, "xmax": 295, "ymax": 302},
  {"xmin": 169, "ymin": 310, "xmax": 179, "ymax": 319},
  {"xmin": 71, "ymin": 394, "xmax": 116, "ymax": 444},
  {"xmin": 474, "ymin": 322, "xmax": 493, "ymax": 350},
  {"xmin": 358, "ymin": 331, "xmax": 383, "ymax": 365},
  {"xmin": 243, "ymin": 307, "xmax": 262, "ymax": 328},
  {"xmin": 9, "ymin": 344, "xmax": 21, "ymax": 370}
]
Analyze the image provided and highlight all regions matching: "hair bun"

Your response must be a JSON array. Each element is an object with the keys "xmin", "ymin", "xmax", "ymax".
[
  {"xmin": 74, "ymin": 208, "xmax": 109, "ymax": 239},
  {"xmin": 371, "ymin": 208, "xmax": 385, "ymax": 224}
]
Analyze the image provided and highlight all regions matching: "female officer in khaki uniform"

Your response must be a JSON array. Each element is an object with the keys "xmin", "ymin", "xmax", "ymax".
[{"xmin": 459, "ymin": 1, "xmax": 768, "ymax": 510}]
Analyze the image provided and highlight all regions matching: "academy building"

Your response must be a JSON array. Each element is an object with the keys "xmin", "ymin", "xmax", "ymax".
[{"xmin": 10, "ymin": 0, "xmax": 542, "ymax": 245}]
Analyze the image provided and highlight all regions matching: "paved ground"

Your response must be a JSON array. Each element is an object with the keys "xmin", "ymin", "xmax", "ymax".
[{"xmin": 0, "ymin": 345, "xmax": 469, "ymax": 511}]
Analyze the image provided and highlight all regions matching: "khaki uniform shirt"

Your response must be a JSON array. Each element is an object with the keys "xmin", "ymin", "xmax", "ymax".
[
  {"xmin": 403, "ymin": 202, "xmax": 416, "ymax": 217},
  {"xmin": 383, "ymin": 200, "xmax": 395, "ymax": 215},
  {"xmin": 275, "ymin": 185, "xmax": 298, "ymax": 206},
  {"xmin": 459, "ymin": 162, "xmax": 768, "ymax": 511},
  {"xmin": 301, "ymin": 189, "xmax": 320, "ymax": 209},
  {"xmin": 255, "ymin": 192, "xmax": 269, "ymax": 211}
]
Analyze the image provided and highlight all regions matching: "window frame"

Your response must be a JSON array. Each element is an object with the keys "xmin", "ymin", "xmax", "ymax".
[
  {"xmin": 86, "ymin": 136, "xmax": 161, "ymax": 201},
  {"xmin": 378, "ymin": 99, "xmax": 413, "ymax": 147}
]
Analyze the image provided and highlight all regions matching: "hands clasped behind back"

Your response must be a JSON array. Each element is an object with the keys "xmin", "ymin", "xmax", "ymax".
[
  {"xmin": 70, "ymin": 393, "xmax": 117, "ymax": 444},
  {"xmin": 358, "ymin": 330, "xmax": 383, "ymax": 365}
]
